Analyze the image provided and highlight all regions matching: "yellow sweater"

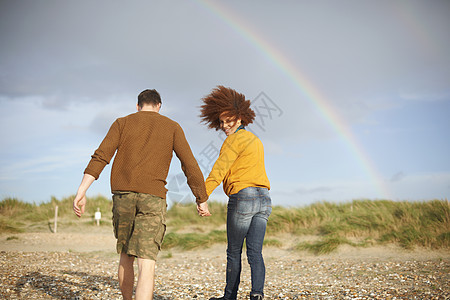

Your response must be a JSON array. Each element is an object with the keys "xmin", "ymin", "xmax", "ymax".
[{"xmin": 205, "ymin": 129, "xmax": 270, "ymax": 196}]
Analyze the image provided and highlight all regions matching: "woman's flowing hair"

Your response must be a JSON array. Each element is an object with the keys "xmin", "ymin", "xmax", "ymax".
[{"xmin": 200, "ymin": 85, "xmax": 256, "ymax": 131}]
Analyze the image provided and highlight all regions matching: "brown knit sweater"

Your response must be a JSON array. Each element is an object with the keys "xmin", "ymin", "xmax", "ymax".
[{"xmin": 84, "ymin": 111, "xmax": 208, "ymax": 203}]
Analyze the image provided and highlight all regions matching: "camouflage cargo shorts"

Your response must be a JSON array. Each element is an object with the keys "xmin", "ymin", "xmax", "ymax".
[{"xmin": 112, "ymin": 191, "xmax": 167, "ymax": 260}]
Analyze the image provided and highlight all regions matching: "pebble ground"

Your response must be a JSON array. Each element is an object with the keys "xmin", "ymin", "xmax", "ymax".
[{"xmin": 1, "ymin": 248, "xmax": 448, "ymax": 299}]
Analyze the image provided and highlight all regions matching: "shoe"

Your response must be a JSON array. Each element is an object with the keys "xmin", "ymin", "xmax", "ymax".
[
  {"xmin": 250, "ymin": 294, "xmax": 264, "ymax": 300},
  {"xmin": 209, "ymin": 295, "xmax": 236, "ymax": 300}
]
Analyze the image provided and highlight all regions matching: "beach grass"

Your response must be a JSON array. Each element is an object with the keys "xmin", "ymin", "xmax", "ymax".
[{"xmin": 1, "ymin": 196, "xmax": 448, "ymax": 254}]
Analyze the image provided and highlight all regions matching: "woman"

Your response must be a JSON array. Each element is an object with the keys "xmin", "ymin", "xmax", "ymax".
[{"xmin": 199, "ymin": 86, "xmax": 272, "ymax": 300}]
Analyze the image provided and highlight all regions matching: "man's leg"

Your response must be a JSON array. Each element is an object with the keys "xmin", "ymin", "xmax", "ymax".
[
  {"xmin": 118, "ymin": 252, "xmax": 135, "ymax": 300},
  {"xmin": 135, "ymin": 257, "xmax": 156, "ymax": 300}
]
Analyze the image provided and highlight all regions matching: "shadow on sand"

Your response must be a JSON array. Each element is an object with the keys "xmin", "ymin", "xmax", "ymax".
[{"xmin": 15, "ymin": 270, "xmax": 171, "ymax": 299}]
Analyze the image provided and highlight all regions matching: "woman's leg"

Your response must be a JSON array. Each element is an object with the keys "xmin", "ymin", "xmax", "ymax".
[
  {"xmin": 223, "ymin": 192, "xmax": 255, "ymax": 299},
  {"xmin": 246, "ymin": 215, "xmax": 268, "ymax": 296},
  {"xmin": 246, "ymin": 189, "xmax": 272, "ymax": 297}
]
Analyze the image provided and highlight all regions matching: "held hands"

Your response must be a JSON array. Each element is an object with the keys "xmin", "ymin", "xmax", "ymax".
[{"xmin": 197, "ymin": 201, "xmax": 211, "ymax": 217}]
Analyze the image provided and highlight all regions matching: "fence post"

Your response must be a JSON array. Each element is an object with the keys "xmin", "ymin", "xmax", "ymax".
[{"xmin": 54, "ymin": 205, "xmax": 58, "ymax": 233}]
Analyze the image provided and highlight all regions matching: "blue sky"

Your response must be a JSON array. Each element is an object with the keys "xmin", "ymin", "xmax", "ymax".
[{"xmin": 1, "ymin": 0, "xmax": 449, "ymax": 207}]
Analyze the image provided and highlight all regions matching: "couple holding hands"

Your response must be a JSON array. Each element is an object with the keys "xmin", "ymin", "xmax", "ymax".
[{"xmin": 73, "ymin": 86, "xmax": 271, "ymax": 300}]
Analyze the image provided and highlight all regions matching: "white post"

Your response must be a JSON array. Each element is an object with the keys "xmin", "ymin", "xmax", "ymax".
[
  {"xmin": 54, "ymin": 205, "xmax": 58, "ymax": 233},
  {"xmin": 95, "ymin": 207, "xmax": 101, "ymax": 226}
]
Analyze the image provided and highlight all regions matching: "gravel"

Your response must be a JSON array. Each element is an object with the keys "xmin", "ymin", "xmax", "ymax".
[{"xmin": 1, "ymin": 248, "xmax": 448, "ymax": 299}]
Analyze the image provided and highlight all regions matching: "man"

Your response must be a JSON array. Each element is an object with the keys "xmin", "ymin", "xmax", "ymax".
[{"xmin": 73, "ymin": 89, "xmax": 211, "ymax": 300}]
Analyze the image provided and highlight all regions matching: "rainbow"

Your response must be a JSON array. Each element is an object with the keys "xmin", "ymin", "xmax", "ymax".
[{"xmin": 195, "ymin": 0, "xmax": 391, "ymax": 199}]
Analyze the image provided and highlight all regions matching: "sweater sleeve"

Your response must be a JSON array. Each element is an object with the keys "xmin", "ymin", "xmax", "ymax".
[
  {"xmin": 173, "ymin": 124, "xmax": 208, "ymax": 203},
  {"xmin": 84, "ymin": 119, "xmax": 121, "ymax": 179},
  {"xmin": 205, "ymin": 136, "xmax": 240, "ymax": 196}
]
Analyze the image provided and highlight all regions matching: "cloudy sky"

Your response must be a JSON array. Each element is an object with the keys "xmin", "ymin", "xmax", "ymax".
[{"xmin": 1, "ymin": 0, "xmax": 449, "ymax": 207}]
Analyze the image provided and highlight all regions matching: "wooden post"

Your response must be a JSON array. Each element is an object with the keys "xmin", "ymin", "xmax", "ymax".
[{"xmin": 54, "ymin": 205, "xmax": 58, "ymax": 233}]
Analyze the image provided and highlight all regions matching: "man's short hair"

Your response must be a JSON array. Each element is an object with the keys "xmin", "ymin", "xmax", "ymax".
[{"xmin": 138, "ymin": 89, "xmax": 162, "ymax": 108}]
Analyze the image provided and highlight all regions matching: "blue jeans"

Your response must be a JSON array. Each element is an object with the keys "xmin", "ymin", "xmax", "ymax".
[{"xmin": 224, "ymin": 187, "xmax": 272, "ymax": 299}]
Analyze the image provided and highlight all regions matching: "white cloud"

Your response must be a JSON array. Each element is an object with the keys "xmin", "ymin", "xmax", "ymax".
[{"xmin": 0, "ymin": 146, "xmax": 91, "ymax": 181}]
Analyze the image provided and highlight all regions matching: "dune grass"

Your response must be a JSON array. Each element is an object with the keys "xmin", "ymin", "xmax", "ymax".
[
  {"xmin": 1, "ymin": 196, "xmax": 448, "ymax": 254},
  {"xmin": 269, "ymin": 199, "xmax": 450, "ymax": 253},
  {"xmin": 0, "ymin": 195, "xmax": 113, "ymax": 232}
]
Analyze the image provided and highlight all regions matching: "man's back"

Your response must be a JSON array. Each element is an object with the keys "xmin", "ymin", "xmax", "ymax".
[{"xmin": 85, "ymin": 110, "xmax": 206, "ymax": 201}]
